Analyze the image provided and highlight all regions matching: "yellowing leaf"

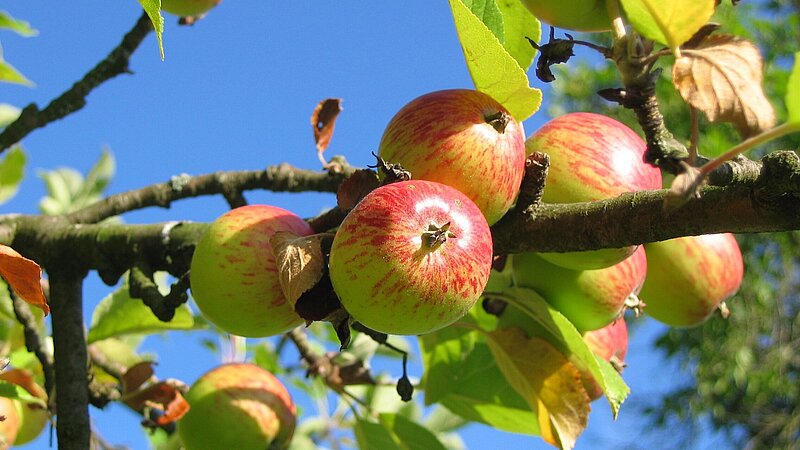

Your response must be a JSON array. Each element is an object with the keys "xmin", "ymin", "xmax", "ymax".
[
  {"xmin": 270, "ymin": 231, "xmax": 326, "ymax": 307},
  {"xmin": 0, "ymin": 245, "xmax": 49, "ymax": 315},
  {"xmin": 620, "ymin": 0, "xmax": 715, "ymax": 52},
  {"xmin": 787, "ymin": 52, "xmax": 800, "ymax": 125},
  {"xmin": 673, "ymin": 34, "xmax": 775, "ymax": 138},
  {"xmin": 487, "ymin": 327, "xmax": 590, "ymax": 449},
  {"xmin": 448, "ymin": 0, "xmax": 542, "ymax": 121}
]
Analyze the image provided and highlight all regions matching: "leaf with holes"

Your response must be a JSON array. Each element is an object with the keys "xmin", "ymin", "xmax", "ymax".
[
  {"xmin": 487, "ymin": 328, "xmax": 590, "ymax": 449},
  {"xmin": 619, "ymin": 0, "xmax": 715, "ymax": 52},
  {"xmin": 673, "ymin": 34, "xmax": 775, "ymax": 138},
  {"xmin": 311, "ymin": 98, "xmax": 343, "ymax": 166}
]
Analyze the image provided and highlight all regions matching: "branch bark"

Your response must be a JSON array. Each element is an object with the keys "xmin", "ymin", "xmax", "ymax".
[
  {"xmin": 0, "ymin": 12, "xmax": 153, "ymax": 153},
  {"xmin": 49, "ymin": 270, "xmax": 90, "ymax": 450}
]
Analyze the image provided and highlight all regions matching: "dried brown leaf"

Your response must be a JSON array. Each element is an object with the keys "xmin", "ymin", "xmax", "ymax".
[
  {"xmin": 0, "ymin": 245, "xmax": 49, "ymax": 315},
  {"xmin": 664, "ymin": 165, "xmax": 705, "ymax": 211},
  {"xmin": 121, "ymin": 378, "xmax": 189, "ymax": 415},
  {"xmin": 336, "ymin": 169, "xmax": 380, "ymax": 210},
  {"xmin": 311, "ymin": 98, "xmax": 343, "ymax": 165},
  {"xmin": 121, "ymin": 361, "xmax": 156, "ymax": 395},
  {"xmin": 673, "ymin": 34, "xmax": 775, "ymax": 138},
  {"xmin": 270, "ymin": 231, "xmax": 326, "ymax": 307}
]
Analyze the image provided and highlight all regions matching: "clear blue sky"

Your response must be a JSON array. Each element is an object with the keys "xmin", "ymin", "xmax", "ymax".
[{"xmin": 1, "ymin": 2, "xmax": 735, "ymax": 449}]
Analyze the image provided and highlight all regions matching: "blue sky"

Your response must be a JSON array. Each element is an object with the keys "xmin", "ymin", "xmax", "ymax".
[{"xmin": 1, "ymin": 2, "xmax": 735, "ymax": 449}]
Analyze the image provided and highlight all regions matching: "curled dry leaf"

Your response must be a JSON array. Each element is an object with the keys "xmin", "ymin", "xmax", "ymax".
[
  {"xmin": 270, "ymin": 231, "xmax": 327, "ymax": 307},
  {"xmin": 673, "ymin": 34, "xmax": 776, "ymax": 138},
  {"xmin": 0, "ymin": 244, "xmax": 49, "ymax": 315},
  {"xmin": 121, "ymin": 378, "xmax": 190, "ymax": 426},
  {"xmin": 336, "ymin": 169, "xmax": 380, "ymax": 211},
  {"xmin": 487, "ymin": 327, "xmax": 590, "ymax": 450},
  {"xmin": 311, "ymin": 98, "xmax": 343, "ymax": 167},
  {"xmin": 121, "ymin": 361, "xmax": 156, "ymax": 395}
]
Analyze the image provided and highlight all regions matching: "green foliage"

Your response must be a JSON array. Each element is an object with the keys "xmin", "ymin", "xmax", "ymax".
[
  {"xmin": 0, "ymin": 103, "xmax": 20, "ymax": 128},
  {"xmin": 38, "ymin": 149, "xmax": 115, "ymax": 215},
  {"xmin": 137, "ymin": 0, "xmax": 165, "ymax": 59},
  {"xmin": 0, "ymin": 146, "xmax": 25, "ymax": 205},
  {"xmin": 787, "ymin": 52, "xmax": 800, "ymax": 124},
  {"xmin": 619, "ymin": 0, "xmax": 715, "ymax": 52},
  {"xmin": 448, "ymin": 0, "xmax": 542, "ymax": 121},
  {"xmin": 0, "ymin": 11, "xmax": 37, "ymax": 37}
]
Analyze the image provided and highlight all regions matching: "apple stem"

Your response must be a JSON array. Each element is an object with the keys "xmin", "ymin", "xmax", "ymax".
[
  {"xmin": 485, "ymin": 111, "xmax": 510, "ymax": 133},
  {"xmin": 421, "ymin": 222, "xmax": 456, "ymax": 249}
]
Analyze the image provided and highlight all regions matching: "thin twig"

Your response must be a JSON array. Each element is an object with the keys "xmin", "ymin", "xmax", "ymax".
[{"xmin": 10, "ymin": 292, "xmax": 56, "ymax": 407}]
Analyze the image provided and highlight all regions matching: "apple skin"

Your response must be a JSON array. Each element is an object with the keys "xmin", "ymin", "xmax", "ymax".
[
  {"xmin": 520, "ymin": 0, "xmax": 612, "ymax": 32},
  {"xmin": 178, "ymin": 363, "xmax": 296, "ymax": 450},
  {"xmin": 329, "ymin": 180, "xmax": 493, "ymax": 335},
  {"xmin": 190, "ymin": 205, "xmax": 312, "ymax": 337},
  {"xmin": 161, "ymin": 0, "xmax": 220, "ymax": 17},
  {"xmin": 377, "ymin": 89, "xmax": 526, "ymax": 225},
  {"xmin": 639, "ymin": 233, "xmax": 744, "ymax": 327},
  {"xmin": 0, "ymin": 397, "xmax": 20, "ymax": 448},
  {"xmin": 512, "ymin": 246, "xmax": 647, "ymax": 332},
  {"xmin": 525, "ymin": 112, "xmax": 662, "ymax": 270},
  {"xmin": 581, "ymin": 319, "xmax": 628, "ymax": 400}
]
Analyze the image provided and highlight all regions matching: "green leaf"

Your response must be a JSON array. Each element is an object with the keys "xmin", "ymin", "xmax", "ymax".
[
  {"xmin": 0, "ymin": 58, "xmax": 33, "ymax": 87},
  {"xmin": 354, "ymin": 418, "xmax": 403, "ymax": 450},
  {"xmin": 137, "ymin": 0, "xmax": 165, "ymax": 60},
  {"xmin": 0, "ymin": 146, "xmax": 25, "ymax": 205},
  {"xmin": 448, "ymin": 0, "xmax": 542, "ymax": 121},
  {"xmin": 787, "ymin": 51, "xmax": 800, "ymax": 125},
  {"xmin": 0, "ymin": 103, "xmax": 20, "ymax": 128},
  {"xmin": 0, "ymin": 11, "xmax": 38, "ymax": 36},
  {"xmin": 501, "ymin": 287, "xmax": 629, "ymax": 417},
  {"xmin": 378, "ymin": 413, "xmax": 449, "ymax": 450},
  {"xmin": 423, "ymin": 406, "xmax": 469, "ymax": 433},
  {"xmin": 37, "ymin": 150, "xmax": 116, "ymax": 214},
  {"xmin": 496, "ymin": 0, "xmax": 540, "ymax": 71},
  {"xmin": 420, "ymin": 316, "xmax": 539, "ymax": 435},
  {"xmin": 0, "ymin": 381, "xmax": 43, "ymax": 406},
  {"xmin": 463, "ymin": 0, "xmax": 505, "ymax": 42},
  {"xmin": 619, "ymin": 0, "xmax": 715, "ymax": 52},
  {"xmin": 73, "ymin": 148, "xmax": 115, "ymax": 209},
  {"xmin": 87, "ymin": 275, "xmax": 195, "ymax": 344}
]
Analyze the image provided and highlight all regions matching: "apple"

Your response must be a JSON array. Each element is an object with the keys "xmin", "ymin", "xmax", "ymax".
[
  {"xmin": 520, "ymin": 0, "xmax": 612, "ymax": 32},
  {"xmin": 526, "ymin": 112, "xmax": 662, "ymax": 270},
  {"xmin": 190, "ymin": 205, "xmax": 312, "ymax": 337},
  {"xmin": 639, "ymin": 233, "xmax": 744, "ymax": 327},
  {"xmin": 328, "ymin": 180, "xmax": 493, "ymax": 335},
  {"xmin": 377, "ymin": 89, "xmax": 526, "ymax": 225},
  {"xmin": 178, "ymin": 363, "xmax": 296, "ymax": 450},
  {"xmin": 513, "ymin": 246, "xmax": 646, "ymax": 331},
  {"xmin": 581, "ymin": 319, "xmax": 628, "ymax": 400},
  {"xmin": 0, "ymin": 397, "xmax": 20, "ymax": 448},
  {"xmin": 161, "ymin": 0, "xmax": 221, "ymax": 17},
  {"xmin": 0, "ymin": 370, "xmax": 49, "ymax": 447}
]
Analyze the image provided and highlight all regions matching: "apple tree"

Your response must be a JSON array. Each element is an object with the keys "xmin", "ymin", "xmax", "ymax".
[{"xmin": 0, "ymin": 1, "xmax": 799, "ymax": 449}]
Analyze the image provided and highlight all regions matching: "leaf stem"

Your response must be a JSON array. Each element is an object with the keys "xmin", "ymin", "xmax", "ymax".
[{"xmin": 701, "ymin": 122, "xmax": 800, "ymax": 176}]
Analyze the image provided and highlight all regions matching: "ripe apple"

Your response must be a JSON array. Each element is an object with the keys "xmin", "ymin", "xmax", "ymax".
[
  {"xmin": 581, "ymin": 319, "xmax": 628, "ymax": 400},
  {"xmin": 512, "ymin": 246, "xmax": 647, "ymax": 332},
  {"xmin": 639, "ymin": 233, "xmax": 744, "ymax": 327},
  {"xmin": 0, "ymin": 370, "xmax": 49, "ymax": 447},
  {"xmin": 0, "ymin": 397, "xmax": 20, "ymax": 448},
  {"xmin": 161, "ymin": 0, "xmax": 221, "ymax": 17},
  {"xmin": 190, "ymin": 205, "xmax": 312, "ymax": 337},
  {"xmin": 520, "ymin": 0, "xmax": 612, "ymax": 32},
  {"xmin": 328, "ymin": 180, "xmax": 493, "ymax": 335},
  {"xmin": 377, "ymin": 89, "xmax": 526, "ymax": 225},
  {"xmin": 526, "ymin": 112, "xmax": 662, "ymax": 270},
  {"xmin": 178, "ymin": 363, "xmax": 296, "ymax": 450}
]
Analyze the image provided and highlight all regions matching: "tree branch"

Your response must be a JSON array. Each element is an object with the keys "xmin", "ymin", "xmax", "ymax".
[
  {"xmin": 0, "ymin": 12, "xmax": 153, "ymax": 153},
  {"xmin": 49, "ymin": 270, "xmax": 91, "ymax": 450},
  {"xmin": 65, "ymin": 163, "xmax": 354, "ymax": 224},
  {"xmin": 10, "ymin": 293, "xmax": 56, "ymax": 409}
]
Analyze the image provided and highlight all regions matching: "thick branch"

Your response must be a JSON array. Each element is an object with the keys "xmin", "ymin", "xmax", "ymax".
[
  {"xmin": 49, "ymin": 270, "xmax": 91, "ymax": 450},
  {"xmin": 0, "ymin": 13, "xmax": 153, "ymax": 153},
  {"xmin": 65, "ymin": 163, "xmax": 354, "ymax": 224}
]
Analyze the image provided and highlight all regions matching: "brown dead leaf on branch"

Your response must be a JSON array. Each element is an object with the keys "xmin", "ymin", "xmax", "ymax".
[
  {"xmin": 0, "ymin": 244, "xmax": 49, "ymax": 315},
  {"xmin": 673, "ymin": 34, "xmax": 775, "ymax": 138},
  {"xmin": 311, "ymin": 98, "xmax": 343, "ymax": 168},
  {"xmin": 270, "ymin": 231, "xmax": 328, "ymax": 308}
]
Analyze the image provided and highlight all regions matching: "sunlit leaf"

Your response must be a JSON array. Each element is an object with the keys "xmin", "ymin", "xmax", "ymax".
[
  {"xmin": 448, "ymin": 0, "xmax": 541, "ymax": 121},
  {"xmin": 673, "ymin": 34, "xmax": 775, "ymax": 137},
  {"xmin": 0, "ymin": 103, "xmax": 20, "ymax": 128},
  {"xmin": 463, "ymin": 0, "xmax": 504, "ymax": 42},
  {"xmin": 487, "ymin": 328, "xmax": 590, "ymax": 449},
  {"xmin": 787, "ymin": 51, "xmax": 800, "ymax": 125},
  {"xmin": 379, "ymin": 413, "xmax": 449, "ymax": 450},
  {"xmin": 496, "ymin": 0, "xmax": 540, "ymax": 71},
  {"xmin": 137, "ymin": 0, "xmax": 165, "ymax": 59},
  {"xmin": 87, "ymin": 276, "xmax": 195, "ymax": 344},
  {"xmin": 619, "ymin": 0, "xmax": 715, "ymax": 51},
  {"xmin": 0, "ymin": 245, "xmax": 48, "ymax": 315},
  {"xmin": 354, "ymin": 418, "xmax": 403, "ymax": 450},
  {"xmin": 0, "ymin": 146, "xmax": 25, "ymax": 205},
  {"xmin": 0, "ymin": 58, "xmax": 33, "ymax": 87},
  {"xmin": 0, "ymin": 11, "xmax": 38, "ymax": 36}
]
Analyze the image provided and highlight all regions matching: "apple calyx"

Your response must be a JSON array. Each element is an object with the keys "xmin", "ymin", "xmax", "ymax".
[
  {"xmin": 484, "ymin": 110, "xmax": 510, "ymax": 133},
  {"xmin": 421, "ymin": 222, "xmax": 456, "ymax": 250},
  {"xmin": 623, "ymin": 294, "xmax": 646, "ymax": 317}
]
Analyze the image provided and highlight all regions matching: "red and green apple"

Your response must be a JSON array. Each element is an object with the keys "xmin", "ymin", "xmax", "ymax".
[{"xmin": 329, "ymin": 180, "xmax": 493, "ymax": 335}]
